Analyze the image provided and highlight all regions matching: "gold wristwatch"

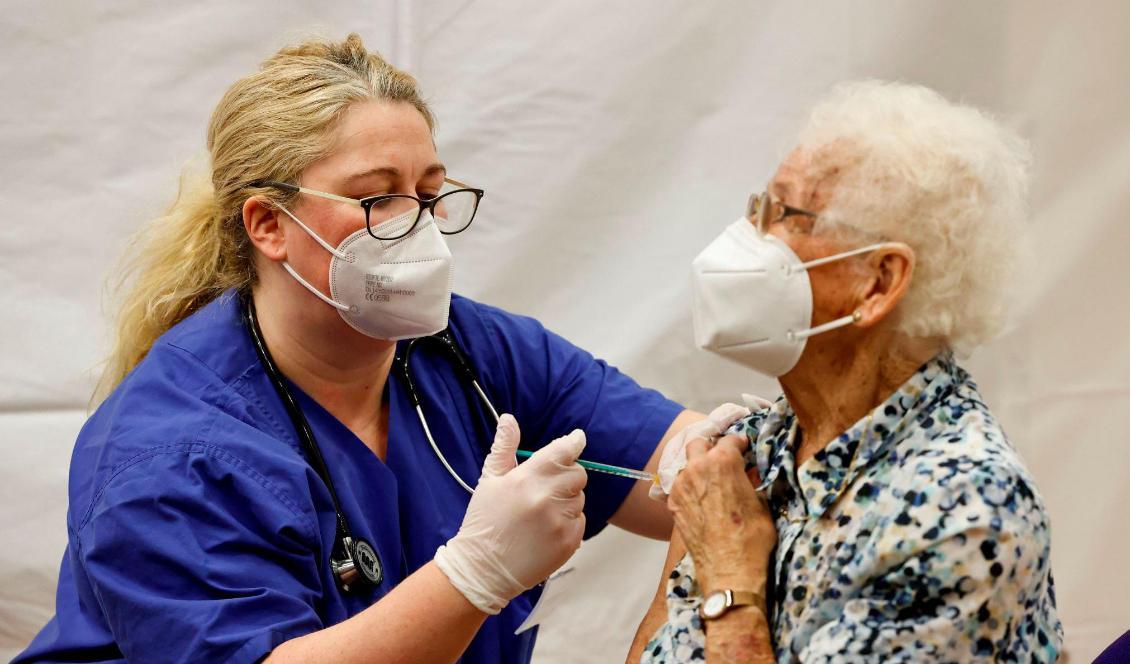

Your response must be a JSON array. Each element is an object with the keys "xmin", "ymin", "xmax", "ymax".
[{"xmin": 699, "ymin": 589, "xmax": 766, "ymax": 620}]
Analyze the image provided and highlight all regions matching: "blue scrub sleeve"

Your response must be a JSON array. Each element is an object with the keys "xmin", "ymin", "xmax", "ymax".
[
  {"xmin": 469, "ymin": 303, "xmax": 683, "ymax": 538},
  {"xmin": 76, "ymin": 442, "xmax": 325, "ymax": 664}
]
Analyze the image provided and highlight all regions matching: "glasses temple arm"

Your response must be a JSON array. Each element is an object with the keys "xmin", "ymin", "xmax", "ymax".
[
  {"xmin": 294, "ymin": 185, "xmax": 363, "ymax": 207},
  {"xmin": 444, "ymin": 176, "xmax": 473, "ymax": 189},
  {"xmin": 254, "ymin": 180, "xmax": 363, "ymax": 207}
]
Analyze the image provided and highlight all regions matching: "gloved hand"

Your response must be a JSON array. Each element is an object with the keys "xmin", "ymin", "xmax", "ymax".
[
  {"xmin": 434, "ymin": 414, "xmax": 588, "ymax": 615},
  {"xmin": 648, "ymin": 394, "xmax": 772, "ymax": 502}
]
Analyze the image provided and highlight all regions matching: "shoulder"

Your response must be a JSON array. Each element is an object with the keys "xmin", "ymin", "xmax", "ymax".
[
  {"xmin": 71, "ymin": 293, "xmax": 309, "ymax": 531},
  {"xmin": 870, "ymin": 394, "xmax": 1050, "ymax": 549},
  {"xmin": 728, "ymin": 404, "xmax": 777, "ymax": 439},
  {"xmin": 81, "ymin": 293, "xmax": 267, "ymax": 460},
  {"xmin": 448, "ymin": 293, "xmax": 595, "ymax": 377},
  {"xmin": 899, "ymin": 381, "xmax": 1043, "ymax": 505},
  {"xmin": 728, "ymin": 400, "xmax": 788, "ymax": 472},
  {"xmin": 448, "ymin": 293, "xmax": 551, "ymax": 346},
  {"xmin": 158, "ymin": 290, "xmax": 261, "ymax": 383},
  {"xmin": 71, "ymin": 401, "xmax": 319, "ymax": 549},
  {"xmin": 77, "ymin": 439, "xmax": 318, "ymax": 539}
]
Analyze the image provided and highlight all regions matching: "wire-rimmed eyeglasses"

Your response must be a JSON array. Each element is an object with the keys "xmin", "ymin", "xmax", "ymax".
[
  {"xmin": 747, "ymin": 190, "xmax": 818, "ymax": 235},
  {"xmin": 253, "ymin": 178, "xmax": 485, "ymax": 241}
]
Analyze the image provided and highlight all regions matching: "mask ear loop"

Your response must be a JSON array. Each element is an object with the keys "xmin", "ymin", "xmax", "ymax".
[
  {"xmin": 786, "ymin": 242, "xmax": 892, "ymax": 274},
  {"xmin": 783, "ymin": 241, "xmax": 890, "ymax": 341},
  {"xmin": 281, "ymin": 263, "xmax": 352, "ymax": 312},
  {"xmin": 275, "ymin": 202, "xmax": 354, "ymax": 313},
  {"xmin": 276, "ymin": 202, "xmax": 353, "ymax": 260},
  {"xmin": 788, "ymin": 309, "xmax": 862, "ymax": 342}
]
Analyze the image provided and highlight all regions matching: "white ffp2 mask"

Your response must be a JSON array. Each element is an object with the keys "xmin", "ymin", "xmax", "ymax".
[
  {"xmin": 691, "ymin": 218, "xmax": 887, "ymax": 376},
  {"xmin": 278, "ymin": 204, "xmax": 454, "ymax": 340}
]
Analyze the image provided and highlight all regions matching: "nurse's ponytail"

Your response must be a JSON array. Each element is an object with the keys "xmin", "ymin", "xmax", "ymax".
[
  {"xmin": 95, "ymin": 164, "xmax": 244, "ymax": 405},
  {"xmin": 94, "ymin": 33, "xmax": 435, "ymax": 404}
]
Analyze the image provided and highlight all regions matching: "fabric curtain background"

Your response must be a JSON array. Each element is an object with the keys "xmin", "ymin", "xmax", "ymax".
[{"xmin": 1, "ymin": 2, "xmax": 1126, "ymax": 661}]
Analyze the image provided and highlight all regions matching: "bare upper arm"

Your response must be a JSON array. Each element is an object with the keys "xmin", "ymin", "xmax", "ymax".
[{"xmin": 626, "ymin": 529, "xmax": 688, "ymax": 662}]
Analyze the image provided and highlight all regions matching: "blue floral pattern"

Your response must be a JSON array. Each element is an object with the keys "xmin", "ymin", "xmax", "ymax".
[{"xmin": 642, "ymin": 353, "xmax": 1062, "ymax": 662}]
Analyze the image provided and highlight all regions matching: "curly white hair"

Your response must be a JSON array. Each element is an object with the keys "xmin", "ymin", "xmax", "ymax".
[{"xmin": 796, "ymin": 80, "xmax": 1031, "ymax": 353}]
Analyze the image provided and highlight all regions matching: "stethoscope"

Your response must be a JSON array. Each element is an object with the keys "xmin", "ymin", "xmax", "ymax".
[
  {"xmin": 391, "ymin": 327, "xmax": 502, "ymax": 494},
  {"xmin": 241, "ymin": 293, "xmax": 500, "ymax": 594}
]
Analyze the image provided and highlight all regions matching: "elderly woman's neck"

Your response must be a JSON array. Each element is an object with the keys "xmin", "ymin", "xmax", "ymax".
[{"xmin": 780, "ymin": 332, "xmax": 942, "ymax": 466}]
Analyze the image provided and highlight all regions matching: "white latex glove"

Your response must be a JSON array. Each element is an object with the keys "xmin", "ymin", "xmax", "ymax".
[
  {"xmin": 648, "ymin": 395, "xmax": 773, "ymax": 502},
  {"xmin": 434, "ymin": 414, "xmax": 588, "ymax": 615}
]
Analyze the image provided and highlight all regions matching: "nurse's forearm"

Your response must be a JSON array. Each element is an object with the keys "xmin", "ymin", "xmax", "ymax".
[
  {"xmin": 610, "ymin": 409, "xmax": 703, "ymax": 540},
  {"xmin": 265, "ymin": 562, "xmax": 487, "ymax": 664}
]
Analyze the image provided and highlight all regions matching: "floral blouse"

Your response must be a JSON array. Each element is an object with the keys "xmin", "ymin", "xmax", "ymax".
[{"xmin": 642, "ymin": 353, "xmax": 1062, "ymax": 662}]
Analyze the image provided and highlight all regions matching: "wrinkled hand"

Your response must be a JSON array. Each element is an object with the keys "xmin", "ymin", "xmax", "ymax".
[
  {"xmin": 650, "ymin": 397, "xmax": 770, "ymax": 502},
  {"xmin": 668, "ymin": 433, "xmax": 777, "ymax": 593},
  {"xmin": 435, "ymin": 414, "xmax": 588, "ymax": 614}
]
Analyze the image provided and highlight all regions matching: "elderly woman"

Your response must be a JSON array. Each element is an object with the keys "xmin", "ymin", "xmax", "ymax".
[{"xmin": 629, "ymin": 81, "xmax": 1063, "ymax": 662}]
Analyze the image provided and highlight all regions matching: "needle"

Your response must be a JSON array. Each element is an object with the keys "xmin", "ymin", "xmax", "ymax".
[{"xmin": 515, "ymin": 449, "xmax": 657, "ymax": 483}]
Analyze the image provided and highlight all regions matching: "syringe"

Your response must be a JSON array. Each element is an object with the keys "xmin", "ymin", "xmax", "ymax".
[{"xmin": 515, "ymin": 449, "xmax": 657, "ymax": 483}]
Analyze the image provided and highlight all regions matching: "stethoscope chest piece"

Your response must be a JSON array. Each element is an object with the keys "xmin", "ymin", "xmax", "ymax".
[
  {"xmin": 331, "ymin": 536, "xmax": 384, "ymax": 592},
  {"xmin": 352, "ymin": 538, "xmax": 383, "ymax": 586}
]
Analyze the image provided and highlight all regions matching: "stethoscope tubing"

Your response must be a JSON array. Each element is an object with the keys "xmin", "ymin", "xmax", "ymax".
[
  {"xmin": 392, "ymin": 329, "xmax": 502, "ymax": 494},
  {"xmin": 242, "ymin": 292, "xmax": 381, "ymax": 591},
  {"xmin": 242, "ymin": 294, "xmax": 354, "ymax": 544},
  {"xmin": 242, "ymin": 291, "xmax": 501, "ymax": 595}
]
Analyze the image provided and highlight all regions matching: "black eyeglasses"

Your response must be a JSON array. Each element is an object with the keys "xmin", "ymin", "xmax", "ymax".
[
  {"xmin": 254, "ymin": 177, "xmax": 485, "ymax": 240},
  {"xmin": 747, "ymin": 190, "xmax": 818, "ymax": 236}
]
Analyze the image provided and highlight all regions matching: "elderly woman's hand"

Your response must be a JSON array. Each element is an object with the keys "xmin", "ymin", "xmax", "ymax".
[{"xmin": 668, "ymin": 434, "xmax": 777, "ymax": 594}]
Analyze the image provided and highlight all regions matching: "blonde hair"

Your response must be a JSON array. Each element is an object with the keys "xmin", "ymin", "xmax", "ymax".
[
  {"xmin": 95, "ymin": 33, "xmax": 434, "ymax": 403},
  {"xmin": 795, "ymin": 80, "xmax": 1031, "ymax": 354}
]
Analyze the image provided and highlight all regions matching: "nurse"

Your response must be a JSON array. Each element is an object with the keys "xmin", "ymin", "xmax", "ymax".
[{"xmin": 17, "ymin": 34, "xmax": 694, "ymax": 663}]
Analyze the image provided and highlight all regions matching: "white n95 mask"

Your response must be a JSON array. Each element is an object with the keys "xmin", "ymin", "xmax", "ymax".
[
  {"xmin": 277, "ymin": 204, "xmax": 454, "ymax": 340},
  {"xmin": 690, "ymin": 218, "xmax": 887, "ymax": 377}
]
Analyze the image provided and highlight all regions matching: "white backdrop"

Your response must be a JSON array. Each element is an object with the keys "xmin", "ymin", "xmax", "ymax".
[{"xmin": 2, "ymin": 1, "xmax": 1128, "ymax": 661}]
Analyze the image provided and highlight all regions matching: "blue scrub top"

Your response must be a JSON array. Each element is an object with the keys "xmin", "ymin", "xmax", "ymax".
[{"xmin": 17, "ymin": 291, "xmax": 682, "ymax": 664}]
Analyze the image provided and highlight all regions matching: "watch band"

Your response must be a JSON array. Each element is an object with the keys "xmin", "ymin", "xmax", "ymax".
[{"xmin": 728, "ymin": 590, "xmax": 764, "ymax": 608}]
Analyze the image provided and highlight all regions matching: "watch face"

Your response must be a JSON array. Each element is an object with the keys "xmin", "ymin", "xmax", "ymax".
[{"xmin": 702, "ymin": 591, "xmax": 728, "ymax": 618}]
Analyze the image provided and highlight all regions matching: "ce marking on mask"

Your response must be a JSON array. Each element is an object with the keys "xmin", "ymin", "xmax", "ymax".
[{"xmin": 364, "ymin": 274, "xmax": 415, "ymax": 302}]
